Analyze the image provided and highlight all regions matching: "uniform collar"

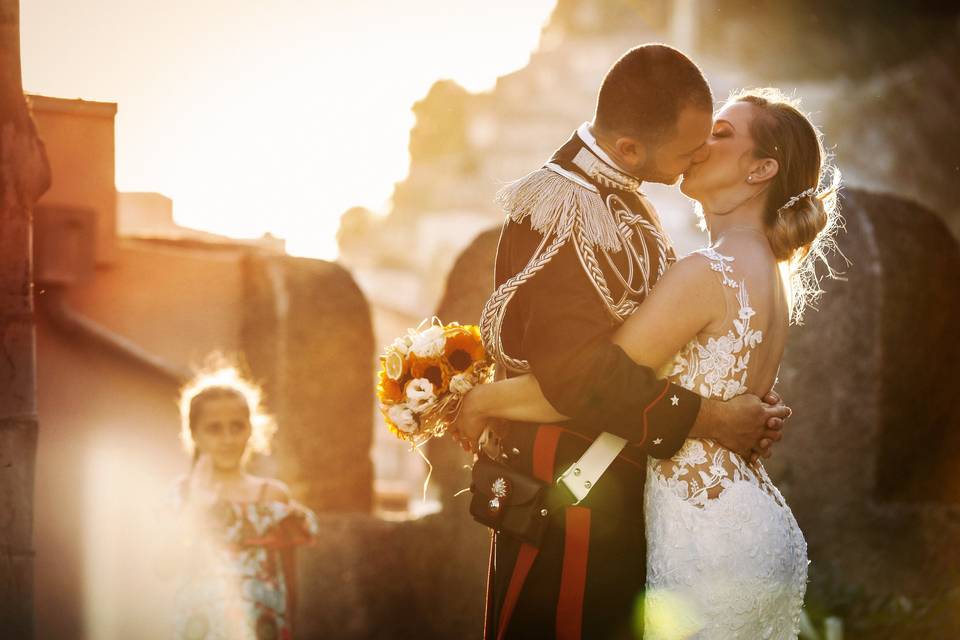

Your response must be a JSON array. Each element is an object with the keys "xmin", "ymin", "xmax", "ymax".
[{"xmin": 573, "ymin": 123, "xmax": 642, "ymax": 193}]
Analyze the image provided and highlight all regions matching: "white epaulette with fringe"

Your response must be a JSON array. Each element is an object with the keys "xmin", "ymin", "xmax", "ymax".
[
  {"xmin": 481, "ymin": 161, "xmax": 672, "ymax": 374},
  {"xmin": 494, "ymin": 164, "xmax": 623, "ymax": 253}
]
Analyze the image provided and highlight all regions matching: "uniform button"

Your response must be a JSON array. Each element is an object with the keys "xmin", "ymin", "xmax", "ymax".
[
  {"xmin": 573, "ymin": 467, "xmax": 581, "ymax": 476},
  {"xmin": 584, "ymin": 481, "xmax": 592, "ymax": 489}
]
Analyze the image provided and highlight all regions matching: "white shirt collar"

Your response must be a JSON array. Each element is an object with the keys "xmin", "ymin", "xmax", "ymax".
[{"xmin": 577, "ymin": 122, "xmax": 627, "ymax": 174}]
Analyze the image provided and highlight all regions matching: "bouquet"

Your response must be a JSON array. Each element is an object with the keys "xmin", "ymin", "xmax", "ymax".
[{"xmin": 376, "ymin": 317, "xmax": 495, "ymax": 449}]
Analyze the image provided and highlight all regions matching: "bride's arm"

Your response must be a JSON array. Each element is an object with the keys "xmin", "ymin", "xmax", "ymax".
[
  {"xmin": 458, "ymin": 255, "xmax": 721, "ymax": 429},
  {"xmin": 611, "ymin": 254, "xmax": 722, "ymax": 369}
]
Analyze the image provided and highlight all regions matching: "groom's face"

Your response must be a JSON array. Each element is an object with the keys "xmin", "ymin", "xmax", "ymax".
[{"xmin": 641, "ymin": 106, "xmax": 713, "ymax": 185}]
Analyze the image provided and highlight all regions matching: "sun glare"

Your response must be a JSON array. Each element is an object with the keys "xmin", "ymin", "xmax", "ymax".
[{"xmin": 20, "ymin": 0, "xmax": 557, "ymax": 260}]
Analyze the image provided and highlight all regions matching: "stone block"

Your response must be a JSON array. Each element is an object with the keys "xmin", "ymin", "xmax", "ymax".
[{"xmin": 243, "ymin": 254, "xmax": 376, "ymax": 513}]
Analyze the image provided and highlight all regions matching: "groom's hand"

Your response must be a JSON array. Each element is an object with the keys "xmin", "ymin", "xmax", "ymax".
[
  {"xmin": 449, "ymin": 389, "xmax": 488, "ymax": 454},
  {"xmin": 694, "ymin": 394, "xmax": 791, "ymax": 460}
]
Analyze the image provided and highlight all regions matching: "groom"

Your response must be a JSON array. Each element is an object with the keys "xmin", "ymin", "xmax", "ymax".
[{"xmin": 457, "ymin": 44, "xmax": 790, "ymax": 639}]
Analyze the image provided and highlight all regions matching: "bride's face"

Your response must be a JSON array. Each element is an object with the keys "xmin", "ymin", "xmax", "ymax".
[{"xmin": 679, "ymin": 102, "xmax": 759, "ymax": 204}]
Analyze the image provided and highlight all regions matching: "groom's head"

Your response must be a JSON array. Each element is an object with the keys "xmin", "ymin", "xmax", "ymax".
[{"xmin": 593, "ymin": 44, "xmax": 713, "ymax": 185}]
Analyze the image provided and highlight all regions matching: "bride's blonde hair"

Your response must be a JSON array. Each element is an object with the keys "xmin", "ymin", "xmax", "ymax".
[{"xmin": 732, "ymin": 88, "xmax": 842, "ymax": 322}]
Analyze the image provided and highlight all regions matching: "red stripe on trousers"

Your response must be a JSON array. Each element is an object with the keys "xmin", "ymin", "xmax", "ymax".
[
  {"xmin": 495, "ymin": 425, "xmax": 561, "ymax": 640},
  {"xmin": 532, "ymin": 425, "xmax": 561, "ymax": 483},
  {"xmin": 556, "ymin": 506, "xmax": 591, "ymax": 640}
]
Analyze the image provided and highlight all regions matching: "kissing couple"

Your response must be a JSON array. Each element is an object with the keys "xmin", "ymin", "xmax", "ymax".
[{"xmin": 452, "ymin": 43, "xmax": 839, "ymax": 639}]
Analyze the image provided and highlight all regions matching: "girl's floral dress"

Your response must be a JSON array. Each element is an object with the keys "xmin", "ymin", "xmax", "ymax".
[{"xmin": 172, "ymin": 481, "xmax": 318, "ymax": 640}]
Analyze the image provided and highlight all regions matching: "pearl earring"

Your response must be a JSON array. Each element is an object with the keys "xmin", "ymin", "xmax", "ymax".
[{"xmin": 747, "ymin": 176, "xmax": 753, "ymax": 183}]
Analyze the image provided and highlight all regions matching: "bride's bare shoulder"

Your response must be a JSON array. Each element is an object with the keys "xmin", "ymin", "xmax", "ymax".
[
  {"xmin": 705, "ymin": 235, "xmax": 778, "ymax": 279},
  {"xmin": 660, "ymin": 250, "xmax": 728, "ymax": 292},
  {"xmin": 646, "ymin": 251, "xmax": 728, "ymax": 318}
]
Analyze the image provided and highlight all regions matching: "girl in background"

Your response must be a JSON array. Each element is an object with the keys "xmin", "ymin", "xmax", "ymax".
[{"xmin": 171, "ymin": 362, "xmax": 317, "ymax": 640}]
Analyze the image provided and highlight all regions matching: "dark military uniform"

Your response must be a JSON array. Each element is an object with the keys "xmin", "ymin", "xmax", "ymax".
[{"xmin": 481, "ymin": 125, "xmax": 701, "ymax": 639}]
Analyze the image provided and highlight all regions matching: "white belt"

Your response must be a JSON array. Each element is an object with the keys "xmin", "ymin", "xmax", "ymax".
[{"xmin": 557, "ymin": 431, "xmax": 628, "ymax": 504}]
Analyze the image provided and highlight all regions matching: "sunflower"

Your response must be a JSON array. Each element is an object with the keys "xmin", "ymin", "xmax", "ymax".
[
  {"xmin": 409, "ymin": 355, "xmax": 450, "ymax": 395},
  {"xmin": 443, "ymin": 325, "xmax": 485, "ymax": 373},
  {"xmin": 376, "ymin": 369, "xmax": 405, "ymax": 404}
]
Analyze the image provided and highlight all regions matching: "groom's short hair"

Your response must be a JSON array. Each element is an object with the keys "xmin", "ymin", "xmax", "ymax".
[{"xmin": 595, "ymin": 44, "xmax": 713, "ymax": 143}]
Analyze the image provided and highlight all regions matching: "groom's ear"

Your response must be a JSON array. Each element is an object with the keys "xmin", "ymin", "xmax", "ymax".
[
  {"xmin": 750, "ymin": 157, "xmax": 779, "ymax": 184},
  {"xmin": 614, "ymin": 136, "xmax": 648, "ymax": 167}
]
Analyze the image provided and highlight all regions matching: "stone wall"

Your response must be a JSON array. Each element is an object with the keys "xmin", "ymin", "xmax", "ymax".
[
  {"xmin": 775, "ymin": 189, "xmax": 960, "ymax": 637},
  {"xmin": 243, "ymin": 254, "xmax": 376, "ymax": 513},
  {"xmin": 296, "ymin": 513, "xmax": 488, "ymax": 640}
]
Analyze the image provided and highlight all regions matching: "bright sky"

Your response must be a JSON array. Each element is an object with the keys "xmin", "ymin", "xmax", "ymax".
[{"xmin": 21, "ymin": 0, "xmax": 556, "ymax": 259}]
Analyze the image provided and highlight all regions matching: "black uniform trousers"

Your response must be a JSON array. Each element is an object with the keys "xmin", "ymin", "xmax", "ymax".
[{"xmin": 485, "ymin": 424, "xmax": 649, "ymax": 640}]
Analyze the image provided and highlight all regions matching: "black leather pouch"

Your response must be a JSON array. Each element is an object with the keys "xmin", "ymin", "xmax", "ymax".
[{"xmin": 469, "ymin": 455, "xmax": 558, "ymax": 546}]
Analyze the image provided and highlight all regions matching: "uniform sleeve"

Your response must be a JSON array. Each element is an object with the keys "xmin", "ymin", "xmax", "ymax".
[{"xmin": 504, "ymin": 219, "xmax": 700, "ymax": 458}]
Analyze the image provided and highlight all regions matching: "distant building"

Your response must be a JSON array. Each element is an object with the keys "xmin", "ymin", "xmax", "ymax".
[{"xmin": 117, "ymin": 191, "xmax": 286, "ymax": 252}]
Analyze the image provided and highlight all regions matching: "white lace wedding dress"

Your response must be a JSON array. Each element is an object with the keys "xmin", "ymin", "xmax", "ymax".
[{"xmin": 644, "ymin": 248, "xmax": 808, "ymax": 640}]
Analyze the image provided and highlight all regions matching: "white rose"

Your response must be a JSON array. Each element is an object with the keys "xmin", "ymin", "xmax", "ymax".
[
  {"xmin": 391, "ymin": 336, "xmax": 411, "ymax": 356},
  {"xmin": 448, "ymin": 373, "xmax": 473, "ymax": 395},
  {"xmin": 405, "ymin": 378, "xmax": 436, "ymax": 413},
  {"xmin": 409, "ymin": 325, "xmax": 445, "ymax": 358},
  {"xmin": 385, "ymin": 351, "xmax": 404, "ymax": 381},
  {"xmin": 387, "ymin": 404, "xmax": 418, "ymax": 434}
]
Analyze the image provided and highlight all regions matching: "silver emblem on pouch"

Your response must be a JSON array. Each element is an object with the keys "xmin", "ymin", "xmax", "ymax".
[{"xmin": 488, "ymin": 477, "xmax": 510, "ymax": 513}]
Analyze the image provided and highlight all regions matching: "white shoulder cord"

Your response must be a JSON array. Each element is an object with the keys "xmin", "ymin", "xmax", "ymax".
[{"xmin": 480, "ymin": 180, "xmax": 673, "ymax": 373}]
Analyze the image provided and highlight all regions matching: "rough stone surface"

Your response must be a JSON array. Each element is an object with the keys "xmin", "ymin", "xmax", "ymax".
[
  {"xmin": 243, "ymin": 253, "xmax": 376, "ymax": 513},
  {"xmin": 295, "ymin": 513, "xmax": 488, "ymax": 640},
  {"xmin": 0, "ymin": 418, "xmax": 37, "ymax": 638},
  {"xmin": 771, "ymin": 189, "xmax": 960, "ymax": 636},
  {"xmin": 0, "ymin": 9, "xmax": 51, "ymax": 633}
]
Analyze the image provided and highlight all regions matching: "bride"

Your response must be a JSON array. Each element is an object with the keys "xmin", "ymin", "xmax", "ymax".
[{"xmin": 457, "ymin": 87, "xmax": 840, "ymax": 638}]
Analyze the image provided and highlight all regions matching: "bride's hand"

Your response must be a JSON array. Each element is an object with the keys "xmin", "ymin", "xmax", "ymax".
[
  {"xmin": 749, "ymin": 390, "xmax": 791, "ymax": 463},
  {"xmin": 703, "ymin": 393, "xmax": 790, "ymax": 460}
]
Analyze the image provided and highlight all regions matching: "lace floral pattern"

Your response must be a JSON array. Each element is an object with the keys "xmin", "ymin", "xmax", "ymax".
[
  {"xmin": 667, "ymin": 248, "xmax": 763, "ymax": 401},
  {"xmin": 645, "ymin": 248, "xmax": 808, "ymax": 639}
]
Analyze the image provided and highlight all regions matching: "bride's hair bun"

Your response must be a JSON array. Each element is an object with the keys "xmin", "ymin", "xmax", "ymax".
[
  {"xmin": 768, "ymin": 191, "xmax": 830, "ymax": 262},
  {"xmin": 732, "ymin": 88, "xmax": 842, "ymax": 321}
]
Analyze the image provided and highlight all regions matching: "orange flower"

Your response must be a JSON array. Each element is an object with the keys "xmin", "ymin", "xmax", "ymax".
[
  {"xmin": 377, "ymin": 369, "xmax": 404, "ymax": 404},
  {"xmin": 409, "ymin": 355, "xmax": 450, "ymax": 395},
  {"xmin": 444, "ymin": 325, "xmax": 486, "ymax": 373},
  {"xmin": 384, "ymin": 418, "xmax": 403, "ymax": 440}
]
